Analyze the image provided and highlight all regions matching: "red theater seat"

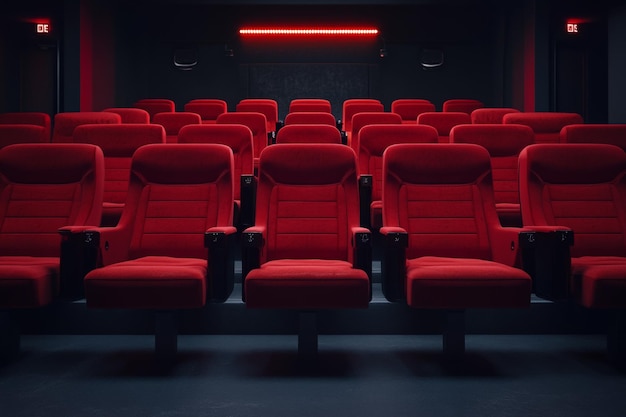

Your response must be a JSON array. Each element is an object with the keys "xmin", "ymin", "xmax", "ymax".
[
  {"xmin": 0, "ymin": 143, "xmax": 104, "ymax": 355},
  {"xmin": 73, "ymin": 144, "xmax": 235, "ymax": 358},
  {"xmin": 519, "ymin": 143, "xmax": 626, "ymax": 365},
  {"xmin": 275, "ymin": 124, "xmax": 341, "ymax": 144},
  {"xmin": 133, "ymin": 99, "xmax": 176, "ymax": 121},
  {"xmin": 152, "ymin": 111, "xmax": 202, "ymax": 143},
  {"xmin": 242, "ymin": 143, "xmax": 371, "ymax": 356},
  {"xmin": 102, "ymin": 108, "xmax": 150, "ymax": 124},
  {"xmin": 0, "ymin": 112, "xmax": 51, "ymax": 141},
  {"xmin": 471, "ymin": 108, "xmax": 520, "ymax": 124},
  {"xmin": 560, "ymin": 124, "xmax": 626, "ymax": 151},
  {"xmin": 0, "ymin": 125, "xmax": 49, "ymax": 147},
  {"xmin": 357, "ymin": 124, "xmax": 438, "ymax": 231},
  {"xmin": 73, "ymin": 124, "xmax": 166, "ymax": 226},
  {"xmin": 52, "ymin": 112, "xmax": 121, "ymax": 143},
  {"xmin": 341, "ymin": 99, "xmax": 384, "ymax": 135},
  {"xmin": 217, "ymin": 112, "xmax": 268, "ymax": 174},
  {"xmin": 391, "ymin": 99, "xmax": 436, "ymax": 124},
  {"xmin": 184, "ymin": 99, "xmax": 227, "ymax": 124},
  {"xmin": 503, "ymin": 112, "xmax": 583, "ymax": 144},
  {"xmin": 349, "ymin": 112, "xmax": 402, "ymax": 152},
  {"xmin": 450, "ymin": 124, "xmax": 534, "ymax": 227},
  {"xmin": 417, "ymin": 111, "xmax": 471, "ymax": 143},
  {"xmin": 284, "ymin": 112, "xmax": 336, "ymax": 126},
  {"xmin": 178, "ymin": 124, "xmax": 256, "ymax": 230},
  {"xmin": 443, "ymin": 99, "xmax": 484, "ymax": 114},
  {"xmin": 237, "ymin": 99, "xmax": 279, "ymax": 139},
  {"xmin": 381, "ymin": 143, "xmax": 531, "ymax": 356},
  {"xmin": 289, "ymin": 99, "xmax": 332, "ymax": 113}
]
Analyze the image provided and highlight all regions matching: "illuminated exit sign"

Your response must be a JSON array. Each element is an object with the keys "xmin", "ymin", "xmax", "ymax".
[
  {"xmin": 567, "ymin": 23, "xmax": 578, "ymax": 33},
  {"xmin": 36, "ymin": 23, "xmax": 50, "ymax": 33}
]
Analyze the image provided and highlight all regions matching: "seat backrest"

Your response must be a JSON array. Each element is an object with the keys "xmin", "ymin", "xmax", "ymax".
[
  {"xmin": 391, "ymin": 99, "xmax": 436, "ymax": 123},
  {"xmin": 133, "ymin": 99, "xmax": 176, "ymax": 121},
  {"xmin": 442, "ymin": 99, "xmax": 484, "ymax": 114},
  {"xmin": 236, "ymin": 99, "xmax": 278, "ymax": 133},
  {"xmin": 450, "ymin": 124, "xmax": 534, "ymax": 206},
  {"xmin": 560, "ymin": 124, "xmax": 626, "ymax": 151},
  {"xmin": 183, "ymin": 100, "xmax": 227, "ymax": 123},
  {"xmin": 471, "ymin": 107, "xmax": 520, "ymax": 124},
  {"xmin": 275, "ymin": 124, "xmax": 342, "ymax": 144},
  {"xmin": 0, "ymin": 112, "xmax": 51, "ymax": 141},
  {"xmin": 102, "ymin": 108, "xmax": 150, "ymax": 124},
  {"xmin": 503, "ymin": 112, "xmax": 584, "ymax": 144},
  {"xmin": 120, "ymin": 143, "xmax": 234, "ymax": 259},
  {"xmin": 417, "ymin": 111, "xmax": 471, "ymax": 143},
  {"xmin": 152, "ymin": 112, "xmax": 202, "ymax": 143},
  {"xmin": 284, "ymin": 112, "xmax": 336, "ymax": 126},
  {"xmin": 342, "ymin": 101, "xmax": 384, "ymax": 133},
  {"xmin": 358, "ymin": 124, "xmax": 438, "ymax": 202},
  {"xmin": 216, "ymin": 112, "xmax": 268, "ymax": 160},
  {"xmin": 73, "ymin": 124, "xmax": 166, "ymax": 205},
  {"xmin": 519, "ymin": 143, "xmax": 626, "ymax": 258},
  {"xmin": 0, "ymin": 143, "xmax": 104, "ymax": 257},
  {"xmin": 178, "ymin": 124, "xmax": 254, "ymax": 200},
  {"xmin": 383, "ymin": 143, "xmax": 499, "ymax": 260},
  {"xmin": 52, "ymin": 112, "xmax": 121, "ymax": 143},
  {"xmin": 289, "ymin": 99, "xmax": 332, "ymax": 113},
  {"xmin": 255, "ymin": 143, "xmax": 359, "ymax": 262},
  {"xmin": 0, "ymin": 124, "xmax": 49, "ymax": 147},
  {"xmin": 350, "ymin": 112, "xmax": 402, "ymax": 152}
]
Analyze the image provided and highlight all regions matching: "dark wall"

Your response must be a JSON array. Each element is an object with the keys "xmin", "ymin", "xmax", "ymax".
[
  {"xmin": 608, "ymin": 5, "xmax": 626, "ymax": 123},
  {"xmin": 111, "ymin": 2, "xmax": 504, "ymax": 117}
]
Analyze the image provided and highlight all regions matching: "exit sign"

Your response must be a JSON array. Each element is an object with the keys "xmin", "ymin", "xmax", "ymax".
[
  {"xmin": 567, "ymin": 23, "xmax": 578, "ymax": 33},
  {"xmin": 36, "ymin": 23, "xmax": 50, "ymax": 33}
]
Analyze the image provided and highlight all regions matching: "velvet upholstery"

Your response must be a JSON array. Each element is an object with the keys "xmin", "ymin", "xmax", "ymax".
[
  {"xmin": 133, "ymin": 99, "xmax": 175, "ymax": 121},
  {"xmin": 217, "ymin": 112, "xmax": 268, "ymax": 172},
  {"xmin": 450, "ymin": 124, "xmax": 534, "ymax": 226},
  {"xmin": 276, "ymin": 124, "xmax": 341, "ymax": 144},
  {"xmin": 471, "ymin": 108, "xmax": 520, "ymax": 124},
  {"xmin": 341, "ymin": 100, "xmax": 384, "ymax": 134},
  {"xmin": 102, "ymin": 108, "xmax": 150, "ymax": 124},
  {"xmin": 0, "ymin": 125, "xmax": 49, "ymax": 147},
  {"xmin": 81, "ymin": 143, "xmax": 235, "ymax": 309},
  {"xmin": 152, "ymin": 112, "xmax": 202, "ymax": 143},
  {"xmin": 0, "ymin": 112, "xmax": 51, "ymax": 141},
  {"xmin": 357, "ymin": 124, "xmax": 438, "ymax": 230},
  {"xmin": 284, "ymin": 112, "xmax": 336, "ymax": 126},
  {"xmin": 73, "ymin": 123, "xmax": 166, "ymax": 226},
  {"xmin": 243, "ymin": 143, "xmax": 370, "ymax": 310},
  {"xmin": 442, "ymin": 99, "xmax": 484, "ymax": 114},
  {"xmin": 237, "ymin": 99, "xmax": 279, "ymax": 134},
  {"xmin": 503, "ymin": 112, "xmax": 584, "ymax": 144},
  {"xmin": 417, "ymin": 112, "xmax": 471, "ymax": 143},
  {"xmin": 350, "ymin": 112, "xmax": 402, "ymax": 152},
  {"xmin": 381, "ymin": 143, "xmax": 531, "ymax": 309},
  {"xmin": 391, "ymin": 99, "xmax": 436, "ymax": 123},
  {"xmin": 52, "ymin": 112, "xmax": 121, "ymax": 143},
  {"xmin": 289, "ymin": 99, "xmax": 332, "ymax": 114},
  {"xmin": 560, "ymin": 124, "xmax": 626, "ymax": 151},
  {"xmin": 184, "ymin": 99, "xmax": 227, "ymax": 123},
  {"xmin": 0, "ymin": 143, "xmax": 104, "ymax": 307},
  {"xmin": 519, "ymin": 143, "xmax": 626, "ymax": 308}
]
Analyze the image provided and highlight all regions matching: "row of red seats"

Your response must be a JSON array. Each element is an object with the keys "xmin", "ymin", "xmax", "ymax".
[{"xmin": 1, "ymin": 140, "xmax": 625, "ymax": 364}]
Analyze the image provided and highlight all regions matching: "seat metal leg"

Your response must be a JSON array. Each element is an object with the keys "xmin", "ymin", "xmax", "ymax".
[
  {"xmin": 443, "ymin": 310, "xmax": 465, "ymax": 358},
  {"xmin": 155, "ymin": 311, "xmax": 178, "ymax": 360}
]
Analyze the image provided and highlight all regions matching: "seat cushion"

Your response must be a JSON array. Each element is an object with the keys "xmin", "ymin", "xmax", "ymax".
[
  {"xmin": 84, "ymin": 256, "xmax": 207, "ymax": 309},
  {"xmin": 570, "ymin": 256, "xmax": 626, "ymax": 308},
  {"xmin": 245, "ymin": 259, "xmax": 370, "ymax": 309},
  {"xmin": 0, "ymin": 256, "xmax": 59, "ymax": 308},
  {"xmin": 405, "ymin": 256, "xmax": 531, "ymax": 309}
]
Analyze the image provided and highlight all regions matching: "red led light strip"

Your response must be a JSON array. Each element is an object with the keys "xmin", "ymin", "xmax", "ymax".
[{"xmin": 239, "ymin": 28, "xmax": 379, "ymax": 36}]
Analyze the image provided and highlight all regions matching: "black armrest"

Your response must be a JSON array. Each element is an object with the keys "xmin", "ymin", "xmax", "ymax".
[
  {"xmin": 353, "ymin": 228, "xmax": 372, "ymax": 280},
  {"xmin": 340, "ymin": 131, "xmax": 347, "ymax": 145},
  {"xmin": 239, "ymin": 174, "xmax": 257, "ymax": 231},
  {"xmin": 205, "ymin": 228, "xmax": 237, "ymax": 302},
  {"xmin": 380, "ymin": 229, "xmax": 408, "ymax": 302},
  {"xmin": 268, "ymin": 131, "xmax": 276, "ymax": 145},
  {"xmin": 359, "ymin": 175, "xmax": 373, "ymax": 229},
  {"xmin": 519, "ymin": 229, "xmax": 573, "ymax": 301},
  {"xmin": 59, "ymin": 229, "xmax": 100, "ymax": 300},
  {"xmin": 241, "ymin": 229, "xmax": 264, "ymax": 301}
]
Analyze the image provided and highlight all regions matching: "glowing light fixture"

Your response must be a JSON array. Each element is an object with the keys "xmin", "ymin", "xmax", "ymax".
[{"xmin": 239, "ymin": 28, "xmax": 379, "ymax": 36}]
